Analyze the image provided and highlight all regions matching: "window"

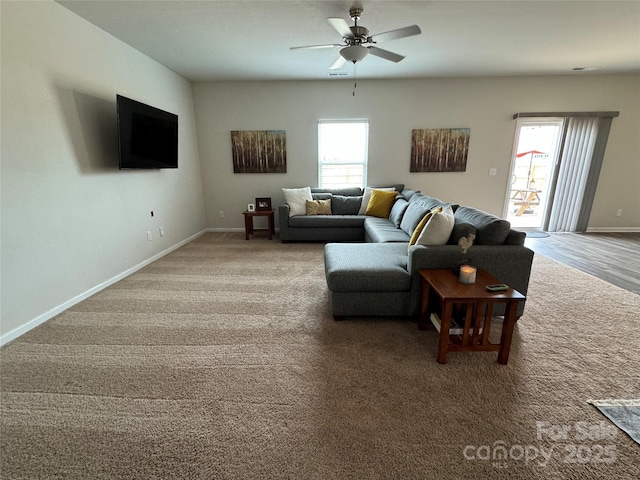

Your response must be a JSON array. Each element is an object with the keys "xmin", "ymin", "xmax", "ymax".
[{"xmin": 318, "ymin": 120, "xmax": 369, "ymax": 188}]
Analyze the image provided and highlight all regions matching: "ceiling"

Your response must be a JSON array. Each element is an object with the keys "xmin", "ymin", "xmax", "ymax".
[{"xmin": 57, "ymin": 0, "xmax": 640, "ymax": 82}]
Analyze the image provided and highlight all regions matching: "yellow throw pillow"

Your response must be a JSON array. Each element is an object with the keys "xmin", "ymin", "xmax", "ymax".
[
  {"xmin": 408, "ymin": 206, "xmax": 443, "ymax": 250},
  {"xmin": 364, "ymin": 189, "xmax": 398, "ymax": 218},
  {"xmin": 306, "ymin": 199, "xmax": 332, "ymax": 215}
]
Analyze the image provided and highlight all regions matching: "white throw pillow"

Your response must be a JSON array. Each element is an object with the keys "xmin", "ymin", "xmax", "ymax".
[
  {"xmin": 416, "ymin": 205, "xmax": 455, "ymax": 245},
  {"xmin": 358, "ymin": 187, "xmax": 396, "ymax": 215},
  {"xmin": 282, "ymin": 187, "xmax": 313, "ymax": 217}
]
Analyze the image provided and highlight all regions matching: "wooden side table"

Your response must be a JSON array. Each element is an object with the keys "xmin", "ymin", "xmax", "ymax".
[
  {"xmin": 418, "ymin": 269, "xmax": 525, "ymax": 364},
  {"xmin": 242, "ymin": 209, "xmax": 275, "ymax": 240}
]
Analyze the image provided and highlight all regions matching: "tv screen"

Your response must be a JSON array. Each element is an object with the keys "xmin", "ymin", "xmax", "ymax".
[{"xmin": 117, "ymin": 95, "xmax": 178, "ymax": 169}]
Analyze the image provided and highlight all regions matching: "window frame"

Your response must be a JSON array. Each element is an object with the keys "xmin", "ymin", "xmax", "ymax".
[{"xmin": 317, "ymin": 119, "xmax": 369, "ymax": 189}]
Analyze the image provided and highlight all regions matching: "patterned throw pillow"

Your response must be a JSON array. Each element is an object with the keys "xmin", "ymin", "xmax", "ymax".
[{"xmin": 306, "ymin": 199, "xmax": 332, "ymax": 215}]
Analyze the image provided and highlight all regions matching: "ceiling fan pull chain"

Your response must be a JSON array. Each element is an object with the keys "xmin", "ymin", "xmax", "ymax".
[{"xmin": 353, "ymin": 64, "xmax": 357, "ymax": 96}]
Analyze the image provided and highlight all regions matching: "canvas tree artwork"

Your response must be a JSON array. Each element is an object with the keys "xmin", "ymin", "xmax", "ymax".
[
  {"xmin": 231, "ymin": 130, "xmax": 287, "ymax": 173},
  {"xmin": 410, "ymin": 128, "xmax": 471, "ymax": 172}
]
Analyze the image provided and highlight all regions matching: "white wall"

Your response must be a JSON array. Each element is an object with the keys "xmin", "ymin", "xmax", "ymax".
[
  {"xmin": 0, "ymin": 1, "xmax": 206, "ymax": 341},
  {"xmin": 192, "ymin": 75, "xmax": 639, "ymax": 231}
]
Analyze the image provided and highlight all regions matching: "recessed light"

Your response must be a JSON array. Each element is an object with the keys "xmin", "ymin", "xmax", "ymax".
[{"xmin": 571, "ymin": 66, "xmax": 602, "ymax": 71}]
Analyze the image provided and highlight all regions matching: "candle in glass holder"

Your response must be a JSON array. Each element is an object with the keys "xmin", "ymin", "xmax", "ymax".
[{"xmin": 459, "ymin": 265, "xmax": 477, "ymax": 284}]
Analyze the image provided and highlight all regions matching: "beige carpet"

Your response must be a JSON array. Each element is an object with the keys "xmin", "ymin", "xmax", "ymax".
[{"xmin": 2, "ymin": 233, "xmax": 639, "ymax": 479}]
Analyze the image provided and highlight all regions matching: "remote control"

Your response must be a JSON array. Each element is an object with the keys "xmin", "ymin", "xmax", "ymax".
[{"xmin": 486, "ymin": 284, "xmax": 509, "ymax": 292}]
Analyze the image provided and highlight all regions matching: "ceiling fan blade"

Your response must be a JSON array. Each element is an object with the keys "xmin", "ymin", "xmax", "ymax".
[
  {"xmin": 290, "ymin": 44, "xmax": 342, "ymax": 50},
  {"xmin": 367, "ymin": 46, "xmax": 405, "ymax": 63},
  {"xmin": 329, "ymin": 56, "xmax": 347, "ymax": 70},
  {"xmin": 327, "ymin": 17, "xmax": 353, "ymax": 39},
  {"xmin": 370, "ymin": 25, "xmax": 421, "ymax": 43}
]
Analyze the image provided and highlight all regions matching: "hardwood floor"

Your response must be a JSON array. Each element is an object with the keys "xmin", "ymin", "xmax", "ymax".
[{"xmin": 524, "ymin": 232, "xmax": 640, "ymax": 295}]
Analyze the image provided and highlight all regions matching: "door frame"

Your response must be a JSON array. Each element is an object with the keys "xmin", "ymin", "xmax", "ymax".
[{"xmin": 503, "ymin": 117, "xmax": 565, "ymax": 230}]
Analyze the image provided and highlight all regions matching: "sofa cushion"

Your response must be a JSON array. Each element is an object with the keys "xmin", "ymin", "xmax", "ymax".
[
  {"xmin": 358, "ymin": 187, "xmax": 397, "ymax": 215},
  {"xmin": 505, "ymin": 229, "xmax": 526, "ymax": 245},
  {"xmin": 400, "ymin": 188, "xmax": 421, "ymax": 201},
  {"xmin": 306, "ymin": 199, "xmax": 332, "ymax": 215},
  {"xmin": 311, "ymin": 192, "xmax": 332, "ymax": 201},
  {"xmin": 283, "ymin": 187, "xmax": 312, "ymax": 217},
  {"xmin": 364, "ymin": 217, "xmax": 412, "ymax": 243},
  {"xmin": 454, "ymin": 206, "xmax": 511, "ymax": 245},
  {"xmin": 410, "ymin": 192, "xmax": 460, "ymax": 211},
  {"xmin": 288, "ymin": 215, "xmax": 365, "ymax": 228},
  {"xmin": 331, "ymin": 195, "xmax": 362, "ymax": 215},
  {"xmin": 324, "ymin": 243, "xmax": 411, "ymax": 292},
  {"xmin": 388, "ymin": 198, "xmax": 409, "ymax": 228},
  {"xmin": 400, "ymin": 203, "xmax": 432, "ymax": 236},
  {"xmin": 409, "ymin": 193, "xmax": 443, "ymax": 208},
  {"xmin": 365, "ymin": 189, "xmax": 398, "ymax": 218},
  {"xmin": 447, "ymin": 221, "xmax": 477, "ymax": 245},
  {"xmin": 416, "ymin": 205, "xmax": 455, "ymax": 245},
  {"xmin": 375, "ymin": 184, "xmax": 405, "ymax": 193},
  {"xmin": 311, "ymin": 187, "xmax": 362, "ymax": 196}
]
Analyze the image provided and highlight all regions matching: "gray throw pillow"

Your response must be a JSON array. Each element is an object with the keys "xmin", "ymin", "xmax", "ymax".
[{"xmin": 331, "ymin": 195, "xmax": 362, "ymax": 215}]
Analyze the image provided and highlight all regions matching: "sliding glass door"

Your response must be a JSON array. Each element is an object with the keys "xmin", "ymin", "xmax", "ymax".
[
  {"xmin": 505, "ymin": 119, "xmax": 563, "ymax": 230},
  {"xmin": 506, "ymin": 112, "xmax": 618, "ymax": 233}
]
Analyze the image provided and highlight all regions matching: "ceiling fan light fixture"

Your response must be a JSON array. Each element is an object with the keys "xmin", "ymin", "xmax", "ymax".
[{"xmin": 340, "ymin": 45, "xmax": 369, "ymax": 64}]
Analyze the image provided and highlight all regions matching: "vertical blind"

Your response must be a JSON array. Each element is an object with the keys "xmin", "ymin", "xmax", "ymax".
[
  {"xmin": 547, "ymin": 117, "xmax": 599, "ymax": 232},
  {"xmin": 317, "ymin": 120, "xmax": 369, "ymax": 188}
]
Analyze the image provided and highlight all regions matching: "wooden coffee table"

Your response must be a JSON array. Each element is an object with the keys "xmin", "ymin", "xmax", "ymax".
[{"xmin": 418, "ymin": 269, "xmax": 525, "ymax": 364}]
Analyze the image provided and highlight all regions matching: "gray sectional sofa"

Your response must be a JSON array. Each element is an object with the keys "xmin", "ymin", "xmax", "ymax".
[
  {"xmin": 278, "ymin": 185, "xmax": 534, "ymax": 319},
  {"xmin": 278, "ymin": 186, "xmax": 389, "ymax": 243}
]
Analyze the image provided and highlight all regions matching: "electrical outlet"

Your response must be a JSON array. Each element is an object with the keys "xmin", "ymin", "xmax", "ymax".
[
  {"xmin": 616, "ymin": 209, "xmax": 622, "ymax": 217},
  {"xmin": 488, "ymin": 168, "xmax": 497, "ymax": 176},
  {"xmin": 147, "ymin": 231, "xmax": 153, "ymax": 241},
  {"xmin": 219, "ymin": 210, "xmax": 224, "ymax": 218},
  {"xmin": 159, "ymin": 226, "xmax": 165, "ymax": 237}
]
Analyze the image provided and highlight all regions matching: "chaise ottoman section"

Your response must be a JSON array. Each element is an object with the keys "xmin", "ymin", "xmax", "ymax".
[{"xmin": 324, "ymin": 243, "xmax": 413, "ymax": 319}]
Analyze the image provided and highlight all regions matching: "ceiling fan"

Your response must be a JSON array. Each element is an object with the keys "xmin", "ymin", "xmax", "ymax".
[{"xmin": 290, "ymin": 7, "xmax": 421, "ymax": 69}]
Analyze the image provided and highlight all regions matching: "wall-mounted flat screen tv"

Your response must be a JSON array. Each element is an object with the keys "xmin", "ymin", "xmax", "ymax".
[{"xmin": 117, "ymin": 95, "xmax": 178, "ymax": 169}]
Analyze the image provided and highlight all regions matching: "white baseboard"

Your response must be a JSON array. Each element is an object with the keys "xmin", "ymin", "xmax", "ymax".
[
  {"xmin": 204, "ymin": 227, "xmax": 281, "ymax": 233},
  {"xmin": 0, "ymin": 230, "xmax": 207, "ymax": 347},
  {"xmin": 586, "ymin": 227, "xmax": 640, "ymax": 233},
  {"xmin": 205, "ymin": 227, "xmax": 245, "ymax": 233}
]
